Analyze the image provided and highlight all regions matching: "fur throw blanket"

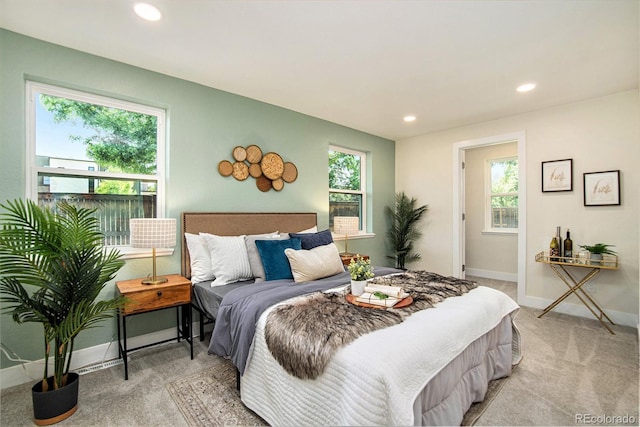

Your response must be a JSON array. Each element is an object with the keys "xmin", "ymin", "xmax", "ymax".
[{"xmin": 264, "ymin": 271, "xmax": 477, "ymax": 380}]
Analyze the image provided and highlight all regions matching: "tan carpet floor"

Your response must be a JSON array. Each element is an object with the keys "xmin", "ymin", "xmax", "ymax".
[{"xmin": 1, "ymin": 277, "xmax": 637, "ymax": 426}]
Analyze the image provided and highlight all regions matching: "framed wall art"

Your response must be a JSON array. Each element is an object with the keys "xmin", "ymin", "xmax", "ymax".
[
  {"xmin": 583, "ymin": 170, "xmax": 621, "ymax": 206},
  {"xmin": 541, "ymin": 158, "xmax": 572, "ymax": 192}
]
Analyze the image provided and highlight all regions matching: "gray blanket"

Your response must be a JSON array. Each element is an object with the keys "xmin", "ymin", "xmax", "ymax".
[{"xmin": 208, "ymin": 267, "xmax": 400, "ymax": 374}]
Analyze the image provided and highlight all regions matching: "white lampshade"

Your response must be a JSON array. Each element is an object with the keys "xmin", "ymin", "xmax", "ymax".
[
  {"xmin": 334, "ymin": 216, "xmax": 359, "ymax": 256},
  {"xmin": 130, "ymin": 218, "xmax": 176, "ymax": 248},
  {"xmin": 129, "ymin": 218, "xmax": 176, "ymax": 285},
  {"xmin": 333, "ymin": 216, "xmax": 359, "ymax": 236}
]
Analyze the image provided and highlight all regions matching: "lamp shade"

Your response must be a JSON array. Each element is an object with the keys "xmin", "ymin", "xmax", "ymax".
[
  {"xmin": 333, "ymin": 216, "xmax": 359, "ymax": 236},
  {"xmin": 130, "ymin": 218, "xmax": 176, "ymax": 248}
]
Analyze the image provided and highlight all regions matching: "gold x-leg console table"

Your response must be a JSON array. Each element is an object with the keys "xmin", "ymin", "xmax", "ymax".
[{"xmin": 535, "ymin": 252, "xmax": 618, "ymax": 334}]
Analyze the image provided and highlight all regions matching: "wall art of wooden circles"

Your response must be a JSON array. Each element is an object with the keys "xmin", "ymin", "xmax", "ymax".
[
  {"xmin": 218, "ymin": 145, "xmax": 298, "ymax": 192},
  {"xmin": 218, "ymin": 160, "xmax": 233, "ymax": 177},
  {"xmin": 232, "ymin": 161, "xmax": 249, "ymax": 180},
  {"xmin": 232, "ymin": 146, "xmax": 247, "ymax": 162},
  {"xmin": 256, "ymin": 175, "xmax": 272, "ymax": 192},
  {"xmin": 282, "ymin": 162, "xmax": 298, "ymax": 183},
  {"xmin": 246, "ymin": 145, "xmax": 263, "ymax": 164},
  {"xmin": 261, "ymin": 152, "xmax": 285, "ymax": 180},
  {"xmin": 248, "ymin": 163, "xmax": 263, "ymax": 178},
  {"xmin": 272, "ymin": 178, "xmax": 284, "ymax": 191}
]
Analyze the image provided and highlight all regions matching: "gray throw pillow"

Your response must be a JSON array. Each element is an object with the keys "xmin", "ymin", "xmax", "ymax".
[{"xmin": 245, "ymin": 232, "xmax": 289, "ymax": 282}]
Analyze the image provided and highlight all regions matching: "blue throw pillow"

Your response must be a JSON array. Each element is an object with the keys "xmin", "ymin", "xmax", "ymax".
[
  {"xmin": 289, "ymin": 229, "xmax": 333, "ymax": 250},
  {"xmin": 255, "ymin": 238, "xmax": 302, "ymax": 281}
]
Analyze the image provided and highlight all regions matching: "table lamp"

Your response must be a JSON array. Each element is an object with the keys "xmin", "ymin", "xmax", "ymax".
[
  {"xmin": 129, "ymin": 218, "xmax": 176, "ymax": 285},
  {"xmin": 333, "ymin": 216, "xmax": 359, "ymax": 255}
]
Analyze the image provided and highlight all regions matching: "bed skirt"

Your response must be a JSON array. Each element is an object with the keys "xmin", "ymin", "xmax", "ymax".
[{"xmin": 413, "ymin": 315, "xmax": 514, "ymax": 425}]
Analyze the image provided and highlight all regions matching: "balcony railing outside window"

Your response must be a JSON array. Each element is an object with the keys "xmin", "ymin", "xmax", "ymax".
[
  {"xmin": 491, "ymin": 206, "xmax": 518, "ymax": 229},
  {"xmin": 39, "ymin": 193, "xmax": 156, "ymax": 246}
]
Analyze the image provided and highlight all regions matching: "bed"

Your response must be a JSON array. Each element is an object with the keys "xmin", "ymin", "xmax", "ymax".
[{"xmin": 181, "ymin": 212, "xmax": 521, "ymax": 426}]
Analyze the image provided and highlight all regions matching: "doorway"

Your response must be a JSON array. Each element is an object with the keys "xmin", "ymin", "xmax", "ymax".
[{"xmin": 452, "ymin": 132, "xmax": 526, "ymax": 303}]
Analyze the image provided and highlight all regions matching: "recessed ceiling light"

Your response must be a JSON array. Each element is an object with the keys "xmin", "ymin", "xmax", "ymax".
[
  {"xmin": 403, "ymin": 115, "xmax": 416, "ymax": 122},
  {"xmin": 134, "ymin": 3, "xmax": 162, "ymax": 21},
  {"xmin": 516, "ymin": 83, "xmax": 536, "ymax": 93}
]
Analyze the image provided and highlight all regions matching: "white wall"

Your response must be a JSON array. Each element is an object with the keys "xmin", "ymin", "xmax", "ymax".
[
  {"xmin": 396, "ymin": 91, "xmax": 639, "ymax": 326},
  {"xmin": 465, "ymin": 142, "xmax": 518, "ymax": 279}
]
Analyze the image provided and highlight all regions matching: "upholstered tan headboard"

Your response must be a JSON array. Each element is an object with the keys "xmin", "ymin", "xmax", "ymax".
[{"xmin": 180, "ymin": 212, "xmax": 317, "ymax": 279}]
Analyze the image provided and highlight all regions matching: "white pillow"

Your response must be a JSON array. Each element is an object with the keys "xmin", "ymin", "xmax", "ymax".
[
  {"xmin": 284, "ymin": 243, "xmax": 345, "ymax": 283},
  {"xmin": 184, "ymin": 233, "xmax": 214, "ymax": 284},
  {"xmin": 200, "ymin": 233, "xmax": 253, "ymax": 286},
  {"xmin": 297, "ymin": 225, "xmax": 318, "ymax": 233}
]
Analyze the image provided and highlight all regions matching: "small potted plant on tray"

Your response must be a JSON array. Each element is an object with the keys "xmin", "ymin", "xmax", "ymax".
[
  {"xmin": 578, "ymin": 243, "xmax": 617, "ymax": 264},
  {"xmin": 347, "ymin": 255, "xmax": 374, "ymax": 296}
]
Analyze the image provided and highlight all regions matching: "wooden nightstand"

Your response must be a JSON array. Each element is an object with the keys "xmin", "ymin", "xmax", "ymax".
[
  {"xmin": 116, "ymin": 274, "xmax": 193, "ymax": 380},
  {"xmin": 340, "ymin": 254, "xmax": 369, "ymax": 266}
]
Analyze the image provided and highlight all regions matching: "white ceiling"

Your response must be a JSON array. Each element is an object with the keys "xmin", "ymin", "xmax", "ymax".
[{"xmin": 1, "ymin": 0, "xmax": 638, "ymax": 141}]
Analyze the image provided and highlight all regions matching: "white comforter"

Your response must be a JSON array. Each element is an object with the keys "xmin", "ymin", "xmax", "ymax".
[{"xmin": 241, "ymin": 285, "xmax": 520, "ymax": 426}]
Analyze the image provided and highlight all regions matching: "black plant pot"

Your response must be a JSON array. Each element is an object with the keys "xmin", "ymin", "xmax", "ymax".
[{"xmin": 31, "ymin": 373, "xmax": 79, "ymax": 426}]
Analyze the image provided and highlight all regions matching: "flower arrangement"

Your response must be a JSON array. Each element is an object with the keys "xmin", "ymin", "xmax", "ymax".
[{"xmin": 347, "ymin": 255, "xmax": 374, "ymax": 281}]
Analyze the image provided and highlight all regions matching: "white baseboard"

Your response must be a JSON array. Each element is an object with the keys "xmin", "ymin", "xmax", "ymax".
[
  {"xmin": 466, "ymin": 268, "xmax": 518, "ymax": 283},
  {"xmin": 518, "ymin": 295, "xmax": 639, "ymax": 329},
  {"xmin": 1, "ymin": 321, "xmax": 203, "ymax": 390}
]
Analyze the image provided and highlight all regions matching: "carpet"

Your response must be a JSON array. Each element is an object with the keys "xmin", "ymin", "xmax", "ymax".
[{"xmin": 167, "ymin": 357, "xmax": 514, "ymax": 426}]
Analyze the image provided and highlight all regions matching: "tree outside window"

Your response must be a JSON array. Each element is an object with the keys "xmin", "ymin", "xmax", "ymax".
[
  {"xmin": 487, "ymin": 157, "xmax": 518, "ymax": 230},
  {"xmin": 328, "ymin": 146, "xmax": 366, "ymax": 231}
]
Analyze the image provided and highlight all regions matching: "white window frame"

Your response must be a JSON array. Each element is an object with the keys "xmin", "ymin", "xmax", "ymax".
[
  {"xmin": 484, "ymin": 156, "xmax": 518, "ymax": 234},
  {"xmin": 26, "ymin": 81, "xmax": 168, "ymax": 257},
  {"xmin": 329, "ymin": 145, "xmax": 368, "ymax": 235}
]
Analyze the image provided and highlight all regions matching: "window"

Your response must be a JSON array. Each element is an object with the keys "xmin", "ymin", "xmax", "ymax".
[
  {"xmin": 27, "ymin": 82, "xmax": 166, "ymax": 247},
  {"xmin": 486, "ymin": 157, "xmax": 518, "ymax": 232},
  {"xmin": 328, "ymin": 146, "xmax": 366, "ymax": 232}
]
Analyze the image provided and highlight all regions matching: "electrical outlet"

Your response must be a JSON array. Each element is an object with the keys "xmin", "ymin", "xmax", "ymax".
[{"xmin": 584, "ymin": 282, "xmax": 597, "ymax": 293}]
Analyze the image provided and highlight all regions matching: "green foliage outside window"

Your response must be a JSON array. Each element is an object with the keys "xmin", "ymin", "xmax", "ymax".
[
  {"xmin": 329, "ymin": 149, "xmax": 364, "ymax": 227},
  {"xmin": 41, "ymin": 95, "xmax": 158, "ymax": 177},
  {"xmin": 491, "ymin": 159, "xmax": 518, "ymax": 207},
  {"xmin": 329, "ymin": 150, "xmax": 360, "ymax": 191},
  {"xmin": 94, "ymin": 179, "xmax": 135, "ymax": 195},
  {"xmin": 490, "ymin": 159, "xmax": 518, "ymax": 229}
]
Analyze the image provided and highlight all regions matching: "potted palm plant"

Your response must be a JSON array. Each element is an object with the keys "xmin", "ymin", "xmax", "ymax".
[
  {"xmin": 0, "ymin": 199, "xmax": 125, "ymax": 425},
  {"xmin": 385, "ymin": 192, "xmax": 428, "ymax": 269}
]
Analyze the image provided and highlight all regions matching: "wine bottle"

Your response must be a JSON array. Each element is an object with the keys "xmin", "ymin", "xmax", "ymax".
[
  {"xmin": 549, "ymin": 236, "xmax": 559, "ymax": 260},
  {"xmin": 564, "ymin": 229, "xmax": 573, "ymax": 259},
  {"xmin": 556, "ymin": 226, "xmax": 563, "ymax": 258}
]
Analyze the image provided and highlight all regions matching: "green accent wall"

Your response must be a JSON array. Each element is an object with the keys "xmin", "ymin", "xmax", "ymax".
[{"xmin": 0, "ymin": 29, "xmax": 395, "ymax": 369}]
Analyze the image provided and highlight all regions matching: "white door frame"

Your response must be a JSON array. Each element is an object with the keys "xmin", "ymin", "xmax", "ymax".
[{"xmin": 452, "ymin": 131, "xmax": 527, "ymax": 304}]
